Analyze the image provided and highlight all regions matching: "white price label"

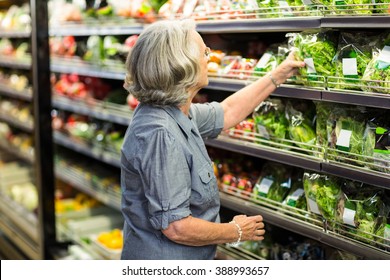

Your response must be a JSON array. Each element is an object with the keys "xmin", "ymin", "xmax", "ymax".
[
  {"xmin": 256, "ymin": 53, "xmax": 272, "ymax": 69},
  {"xmin": 257, "ymin": 125, "xmax": 270, "ymax": 139},
  {"xmin": 304, "ymin": 58, "xmax": 317, "ymax": 74},
  {"xmin": 377, "ymin": 45, "xmax": 390, "ymax": 63},
  {"xmin": 336, "ymin": 129, "xmax": 352, "ymax": 149},
  {"xmin": 256, "ymin": 178, "xmax": 273, "ymax": 195},
  {"xmin": 342, "ymin": 58, "xmax": 358, "ymax": 75},
  {"xmin": 342, "ymin": 207, "xmax": 356, "ymax": 227},
  {"xmin": 289, "ymin": 188, "xmax": 304, "ymax": 201},
  {"xmin": 308, "ymin": 197, "xmax": 321, "ymax": 214}
]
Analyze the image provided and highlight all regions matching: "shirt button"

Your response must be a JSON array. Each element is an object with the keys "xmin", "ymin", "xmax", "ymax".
[{"xmin": 208, "ymin": 172, "xmax": 211, "ymax": 178}]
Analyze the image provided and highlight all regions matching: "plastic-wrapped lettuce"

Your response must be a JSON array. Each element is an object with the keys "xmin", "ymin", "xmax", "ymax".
[
  {"xmin": 315, "ymin": 101, "xmax": 331, "ymax": 149},
  {"xmin": 303, "ymin": 172, "xmax": 341, "ymax": 221},
  {"xmin": 252, "ymin": 44, "xmax": 279, "ymax": 78},
  {"xmin": 336, "ymin": 181, "xmax": 387, "ymax": 242},
  {"xmin": 331, "ymin": 32, "xmax": 374, "ymax": 91},
  {"xmin": 363, "ymin": 114, "xmax": 390, "ymax": 174},
  {"xmin": 285, "ymin": 101, "xmax": 317, "ymax": 154},
  {"xmin": 326, "ymin": 105, "xmax": 368, "ymax": 165},
  {"xmin": 253, "ymin": 162, "xmax": 292, "ymax": 203},
  {"xmin": 252, "ymin": 98, "xmax": 289, "ymax": 142},
  {"xmin": 283, "ymin": 170, "xmax": 307, "ymax": 211},
  {"xmin": 362, "ymin": 32, "xmax": 390, "ymax": 94},
  {"xmin": 287, "ymin": 31, "xmax": 338, "ymax": 87}
]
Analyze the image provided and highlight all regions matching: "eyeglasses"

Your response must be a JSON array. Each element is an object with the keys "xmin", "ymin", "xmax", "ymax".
[{"xmin": 204, "ymin": 47, "xmax": 211, "ymax": 59}]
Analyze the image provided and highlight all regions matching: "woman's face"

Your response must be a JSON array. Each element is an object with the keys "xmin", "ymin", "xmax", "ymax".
[{"xmin": 192, "ymin": 30, "xmax": 210, "ymax": 89}]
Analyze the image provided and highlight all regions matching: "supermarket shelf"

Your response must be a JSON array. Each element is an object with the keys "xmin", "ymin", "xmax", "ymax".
[
  {"xmin": 49, "ymin": 22, "xmax": 143, "ymax": 37},
  {"xmin": 0, "ymin": 55, "xmax": 31, "ymax": 70},
  {"xmin": 0, "ymin": 84, "xmax": 33, "ymax": 101},
  {"xmin": 196, "ymin": 17, "xmax": 322, "ymax": 33},
  {"xmin": 207, "ymin": 77, "xmax": 322, "ymax": 100},
  {"xmin": 50, "ymin": 57, "xmax": 125, "ymax": 80},
  {"xmin": 0, "ymin": 193, "xmax": 40, "ymax": 259},
  {"xmin": 322, "ymin": 89, "xmax": 390, "ymax": 110},
  {"xmin": 321, "ymin": 16, "xmax": 390, "ymax": 29},
  {"xmin": 205, "ymin": 135, "xmax": 322, "ymax": 172},
  {"xmin": 55, "ymin": 167, "xmax": 121, "ymax": 212},
  {"xmin": 0, "ymin": 140, "xmax": 34, "ymax": 164},
  {"xmin": 53, "ymin": 131, "xmax": 121, "ymax": 168},
  {"xmin": 0, "ymin": 113, "xmax": 33, "ymax": 132},
  {"xmin": 0, "ymin": 29, "xmax": 31, "ymax": 38},
  {"xmin": 219, "ymin": 191, "xmax": 390, "ymax": 260},
  {"xmin": 52, "ymin": 95, "xmax": 131, "ymax": 126},
  {"xmin": 322, "ymin": 161, "xmax": 390, "ymax": 190},
  {"xmin": 0, "ymin": 232, "xmax": 28, "ymax": 259}
]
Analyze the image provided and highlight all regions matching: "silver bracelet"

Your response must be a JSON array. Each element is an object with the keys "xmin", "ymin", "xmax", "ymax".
[
  {"xmin": 228, "ymin": 220, "xmax": 243, "ymax": 247},
  {"xmin": 268, "ymin": 73, "xmax": 280, "ymax": 88}
]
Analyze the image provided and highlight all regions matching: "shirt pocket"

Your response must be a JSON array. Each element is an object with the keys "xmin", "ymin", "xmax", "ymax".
[{"xmin": 196, "ymin": 163, "xmax": 218, "ymax": 203}]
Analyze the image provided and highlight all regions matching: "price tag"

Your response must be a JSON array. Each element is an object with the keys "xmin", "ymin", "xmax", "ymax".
[
  {"xmin": 256, "ymin": 53, "xmax": 272, "ymax": 69},
  {"xmin": 342, "ymin": 58, "xmax": 358, "ymax": 75},
  {"xmin": 307, "ymin": 197, "xmax": 321, "ymax": 214},
  {"xmin": 336, "ymin": 129, "xmax": 352, "ymax": 151},
  {"xmin": 256, "ymin": 178, "xmax": 273, "ymax": 195},
  {"xmin": 257, "ymin": 124, "xmax": 270, "ymax": 139},
  {"xmin": 377, "ymin": 45, "xmax": 390, "ymax": 63},
  {"xmin": 343, "ymin": 207, "xmax": 356, "ymax": 227},
  {"xmin": 304, "ymin": 58, "xmax": 316, "ymax": 74}
]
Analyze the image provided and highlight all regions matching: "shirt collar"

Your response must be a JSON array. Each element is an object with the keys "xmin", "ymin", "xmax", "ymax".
[{"xmin": 162, "ymin": 105, "xmax": 194, "ymax": 139}]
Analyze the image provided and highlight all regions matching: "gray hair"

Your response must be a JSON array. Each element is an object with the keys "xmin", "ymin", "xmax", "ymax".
[{"xmin": 124, "ymin": 19, "xmax": 200, "ymax": 107}]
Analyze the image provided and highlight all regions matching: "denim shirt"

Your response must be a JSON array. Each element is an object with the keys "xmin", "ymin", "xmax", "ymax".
[{"xmin": 120, "ymin": 102, "xmax": 224, "ymax": 260}]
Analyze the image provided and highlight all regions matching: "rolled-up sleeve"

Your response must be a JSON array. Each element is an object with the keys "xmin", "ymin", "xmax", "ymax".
[
  {"xmin": 190, "ymin": 102, "xmax": 224, "ymax": 139},
  {"xmin": 135, "ymin": 128, "xmax": 191, "ymax": 230}
]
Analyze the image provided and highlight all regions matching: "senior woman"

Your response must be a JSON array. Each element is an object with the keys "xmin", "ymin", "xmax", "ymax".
[{"xmin": 121, "ymin": 19, "xmax": 305, "ymax": 260}]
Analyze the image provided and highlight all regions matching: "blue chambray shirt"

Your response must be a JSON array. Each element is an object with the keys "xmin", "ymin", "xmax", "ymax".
[{"xmin": 120, "ymin": 102, "xmax": 224, "ymax": 260}]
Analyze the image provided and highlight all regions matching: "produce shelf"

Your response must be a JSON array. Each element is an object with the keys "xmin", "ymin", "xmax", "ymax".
[
  {"xmin": 53, "ymin": 131, "xmax": 121, "ymax": 168},
  {"xmin": 205, "ymin": 134, "xmax": 323, "ymax": 172},
  {"xmin": 49, "ymin": 21, "xmax": 143, "ymax": 37},
  {"xmin": 219, "ymin": 191, "xmax": 390, "ymax": 260},
  {"xmin": 0, "ymin": 84, "xmax": 32, "ymax": 101},
  {"xmin": 321, "ymin": 16, "xmax": 390, "ymax": 29},
  {"xmin": 0, "ymin": 55, "xmax": 31, "ymax": 70},
  {"xmin": 197, "ymin": 17, "xmax": 322, "ymax": 33},
  {"xmin": 207, "ymin": 77, "xmax": 322, "ymax": 100},
  {"xmin": 50, "ymin": 57, "xmax": 125, "ymax": 80},
  {"xmin": 0, "ymin": 140, "xmax": 34, "ymax": 164},
  {"xmin": 55, "ymin": 165, "xmax": 121, "ymax": 212},
  {"xmin": 322, "ymin": 161, "xmax": 390, "ymax": 190},
  {"xmin": 322, "ymin": 89, "xmax": 390, "ymax": 110},
  {"xmin": 52, "ymin": 95, "xmax": 131, "ymax": 126},
  {"xmin": 0, "ymin": 113, "xmax": 33, "ymax": 132},
  {"xmin": 0, "ymin": 29, "xmax": 31, "ymax": 38}
]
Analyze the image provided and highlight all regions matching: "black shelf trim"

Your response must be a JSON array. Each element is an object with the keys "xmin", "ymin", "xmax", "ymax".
[
  {"xmin": 205, "ymin": 136, "xmax": 322, "ymax": 172},
  {"xmin": 219, "ymin": 192, "xmax": 390, "ymax": 260}
]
